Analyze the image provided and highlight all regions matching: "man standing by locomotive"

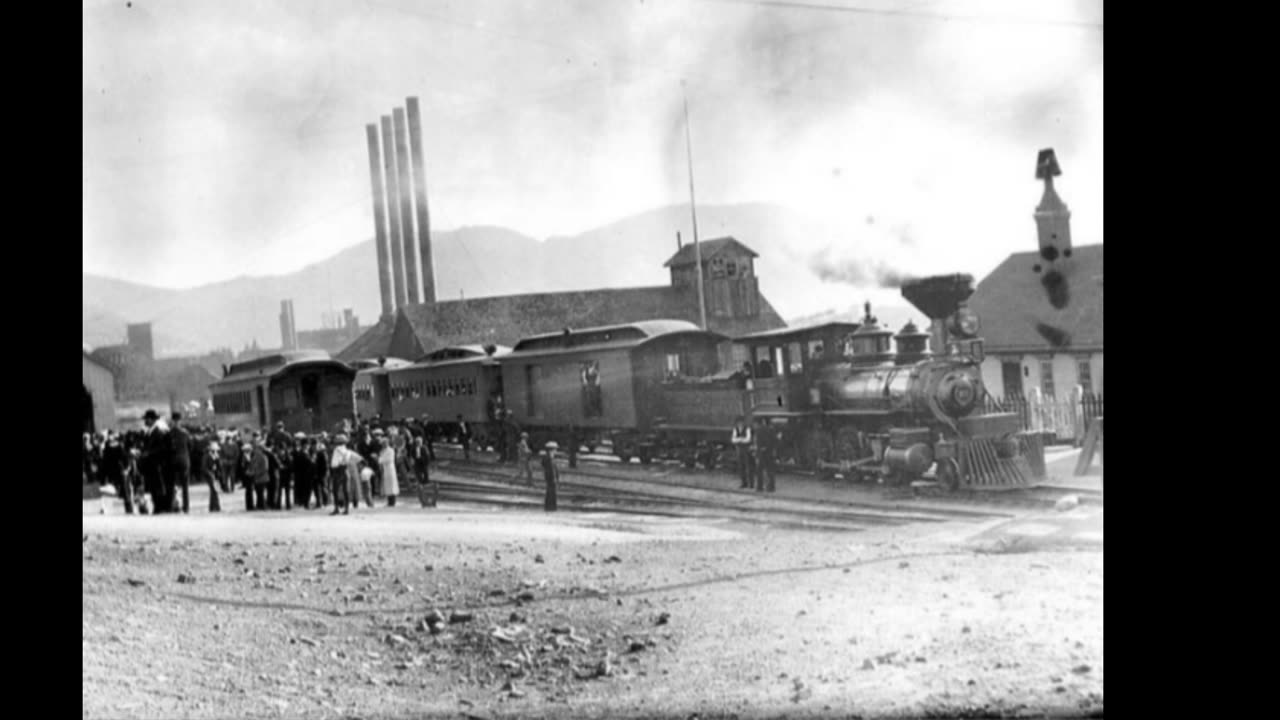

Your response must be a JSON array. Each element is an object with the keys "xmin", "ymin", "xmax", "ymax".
[
  {"xmin": 730, "ymin": 416, "xmax": 754, "ymax": 490},
  {"xmin": 753, "ymin": 417, "xmax": 779, "ymax": 493}
]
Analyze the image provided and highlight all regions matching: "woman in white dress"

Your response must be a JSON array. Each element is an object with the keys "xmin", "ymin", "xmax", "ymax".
[{"xmin": 378, "ymin": 440, "xmax": 400, "ymax": 507}]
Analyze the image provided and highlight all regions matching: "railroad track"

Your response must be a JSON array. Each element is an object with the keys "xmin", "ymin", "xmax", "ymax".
[
  {"xmin": 420, "ymin": 455, "xmax": 1015, "ymax": 533},
  {"xmin": 426, "ymin": 442, "xmax": 1100, "ymax": 514}
]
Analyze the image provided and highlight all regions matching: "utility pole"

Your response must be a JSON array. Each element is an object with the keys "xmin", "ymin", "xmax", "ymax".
[{"xmin": 683, "ymin": 81, "xmax": 708, "ymax": 331}]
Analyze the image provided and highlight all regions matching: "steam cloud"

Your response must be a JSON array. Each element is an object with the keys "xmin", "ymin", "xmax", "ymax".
[{"xmin": 809, "ymin": 248, "xmax": 915, "ymax": 289}]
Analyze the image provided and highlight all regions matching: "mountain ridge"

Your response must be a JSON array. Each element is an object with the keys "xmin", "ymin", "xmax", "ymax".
[{"xmin": 84, "ymin": 202, "xmax": 923, "ymax": 355}]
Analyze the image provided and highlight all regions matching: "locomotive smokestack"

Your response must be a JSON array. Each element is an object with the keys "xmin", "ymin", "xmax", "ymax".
[
  {"xmin": 365, "ymin": 124, "xmax": 394, "ymax": 320},
  {"xmin": 900, "ymin": 274, "xmax": 975, "ymax": 355},
  {"xmin": 393, "ymin": 108, "xmax": 420, "ymax": 305},
  {"xmin": 406, "ymin": 97, "xmax": 436, "ymax": 304},
  {"xmin": 381, "ymin": 115, "xmax": 408, "ymax": 310}
]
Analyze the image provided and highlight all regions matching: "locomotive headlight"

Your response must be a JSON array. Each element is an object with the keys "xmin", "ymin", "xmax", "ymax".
[{"xmin": 952, "ymin": 307, "xmax": 980, "ymax": 338}]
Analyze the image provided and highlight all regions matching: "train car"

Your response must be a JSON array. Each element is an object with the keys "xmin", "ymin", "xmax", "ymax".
[
  {"xmin": 650, "ymin": 322, "xmax": 860, "ymax": 468},
  {"xmin": 500, "ymin": 320, "xmax": 726, "ymax": 462},
  {"xmin": 209, "ymin": 350, "xmax": 356, "ymax": 435},
  {"xmin": 380, "ymin": 345, "xmax": 511, "ymax": 445},
  {"xmin": 352, "ymin": 357, "xmax": 412, "ymax": 422}
]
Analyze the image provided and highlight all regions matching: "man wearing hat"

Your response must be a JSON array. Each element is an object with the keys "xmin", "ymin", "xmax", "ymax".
[
  {"xmin": 269, "ymin": 421, "xmax": 292, "ymax": 452},
  {"xmin": 139, "ymin": 410, "xmax": 170, "ymax": 513},
  {"xmin": 292, "ymin": 432, "xmax": 314, "ymax": 509},
  {"xmin": 541, "ymin": 442, "xmax": 560, "ymax": 511}
]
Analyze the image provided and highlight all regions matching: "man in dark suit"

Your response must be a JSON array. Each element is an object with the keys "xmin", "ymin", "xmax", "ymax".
[
  {"xmin": 168, "ymin": 412, "xmax": 193, "ymax": 513},
  {"xmin": 138, "ymin": 410, "xmax": 169, "ymax": 513},
  {"xmin": 457, "ymin": 415, "xmax": 472, "ymax": 461}
]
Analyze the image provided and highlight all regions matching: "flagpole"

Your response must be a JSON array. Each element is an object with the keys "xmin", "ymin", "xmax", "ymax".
[{"xmin": 683, "ymin": 81, "xmax": 708, "ymax": 331}]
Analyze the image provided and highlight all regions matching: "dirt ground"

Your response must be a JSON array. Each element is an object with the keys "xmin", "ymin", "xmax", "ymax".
[{"xmin": 83, "ymin": 494, "xmax": 1103, "ymax": 719}]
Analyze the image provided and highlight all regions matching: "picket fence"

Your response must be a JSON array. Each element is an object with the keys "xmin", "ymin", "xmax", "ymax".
[{"xmin": 984, "ymin": 388, "xmax": 1104, "ymax": 446}]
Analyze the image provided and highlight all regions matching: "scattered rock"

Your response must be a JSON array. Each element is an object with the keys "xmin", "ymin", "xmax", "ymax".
[
  {"xmin": 1055, "ymin": 495, "xmax": 1080, "ymax": 512},
  {"xmin": 604, "ymin": 555, "xmax": 622, "ymax": 564},
  {"xmin": 488, "ymin": 589, "xmax": 506, "ymax": 597},
  {"xmin": 450, "ymin": 611, "xmax": 474, "ymax": 624},
  {"xmin": 551, "ymin": 625, "xmax": 573, "ymax": 635},
  {"xmin": 628, "ymin": 641, "xmax": 647, "ymax": 653},
  {"xmin": 656, "ymin": 612, "xmax": 671, "ymax": 626},
  {"xmin": 424, "ymin": 565, "xmax": 434, "ymax": 572},
  {"xmin": 126, "ymin": 579, "xmax": 146, "ymax": 588},
  {"xmin": 962, "ymin": 626, "xmax": 971, "ymax": 633},
  {"xmin": 509, "ymin": 611, "xmax": 527, "ymax": 624},
  {"xmin": 534, "ymin": 555, "xmax": 545, "ymax": 564},
  {"xmin": 860, "ymin": 659, "xmax": 875, "ymax": 670},
  {"xmin": 898, "ymin": 562, "xmax": 910, "ymax": 569},
  {"xmin": 516, "ymin": 591, "xmax": 535, "ymax": 602},
  {"xmin": 385, "ymin": 634, "xmax": 409, "ymax": 647},
  {"xmin": 1072, "ymin": 664, "xmax": 1092, "ymax": 675},
  {"xmin": 298, "ymin": 637, "xmax": 319, "ymax": 647}
]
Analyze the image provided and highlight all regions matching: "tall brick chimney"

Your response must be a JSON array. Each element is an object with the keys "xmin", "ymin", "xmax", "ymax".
[
  {"xmin": 365, "ymin": 124, "xmax": 394, "ymax": 321},
  {"xmin": 406, "ymin": 97, "xmax": 436, "ymax": 303},
  {"xmin": 393, "ymin": 108, "xmax": 420, "ymax": 305},
  {"xmin": 381, "ymin": 115, "xmax": 408, "ymax": 310},
  {"xmin": 278, "ymin": 300, "xmax": 297, "ymax": 350}
]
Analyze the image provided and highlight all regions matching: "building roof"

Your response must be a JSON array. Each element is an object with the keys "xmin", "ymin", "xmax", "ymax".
[
  {"xmin": 348, "ymin": 284, "xmax": 786, "ymax": 362},
  {"xmin": 505, "ymin": 320, "xmax": 725, "ymax": 360},
  {"xmin": 663, "ymin": 236, "xmax": 758, "ymax": 268},
  {"xmin": 335, "ymin": 318, "xmax": 397, "ymax": 363},
  {"xmin": 968, "ymin": 243, "xmax": 1103, "ymax": 353}
]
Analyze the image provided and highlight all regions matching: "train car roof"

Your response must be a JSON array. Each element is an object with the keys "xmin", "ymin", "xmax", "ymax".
[
  {"xmin": 352, "ymin": 358, "xmax": 413, "ymax": 373},
  {"xmin": 212, "ymin": 354, "xmax": 355, "ymax": 387},
  {"xmin": 503, "ymin": 319, "xmax": 727, "ymax": 360},
  {"xmin": 398, "ymin": 353, "xmax": 507, "ymax": 372},
  {"xmin": 414, "ymin": 344, "xmax": 512, "ymax": 364},
  {"xmin": 733, "ymin": 321, "xmax": 861, "ymax": 344}
]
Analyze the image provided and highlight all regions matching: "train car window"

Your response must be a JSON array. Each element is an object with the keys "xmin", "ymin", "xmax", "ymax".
[
  {"xmin": 665, "ymin": 353, "xmax": 681, "ymax": 379},
  {"xmin": 808, "ymin": 340, "xmax": 825, "ymax": 363},
  {"xmin": 581, "ymin": 360, "xmax": 603, "ymax": 417},
  {"xmin": 773, "ymin": 347, "xmax": 785, "ymax": 377},
  {"xmin": 788, "ymin": 342, "xmax": 804, "ymax": 375},
  {"xmin": 754, "ymin": 346, "xmax": 772, "ymax": 378}
]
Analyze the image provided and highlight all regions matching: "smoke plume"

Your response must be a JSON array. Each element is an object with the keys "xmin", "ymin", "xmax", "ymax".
[{"xmin": 809, "ymin": 247, "xmax": 915, "ymax": 289}]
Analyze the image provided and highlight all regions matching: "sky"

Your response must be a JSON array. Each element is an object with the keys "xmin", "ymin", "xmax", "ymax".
[{"xmin": 83, "ymin": 0, "xmax": 1103, "ymax": 292}]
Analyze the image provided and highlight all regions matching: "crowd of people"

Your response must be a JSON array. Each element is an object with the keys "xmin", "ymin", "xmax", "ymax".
[
  {"xmin": 81, "ymin": 411, "xmax": 443, "ymax": 515},
  {"xmin": 81, "ymin": 402, "xmax": 774, "ymax": 516}
]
